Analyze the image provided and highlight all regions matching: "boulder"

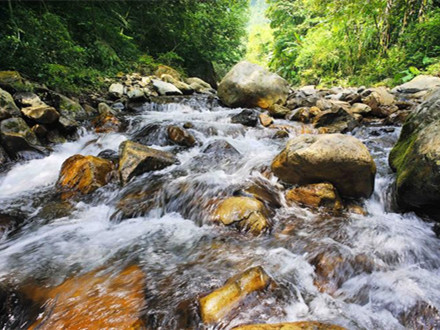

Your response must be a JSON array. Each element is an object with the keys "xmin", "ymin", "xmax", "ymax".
[
  {"xmin": 186, "ymin": 77, "xmax": 215, "ymax": 94},
  {"xmin": 286, "ymin": 183, "xmax": 343, "ymax": 211},
  {"xmin": 108, "ymin": 83, "xmax": 124, "ymax": 98},
  {"xmin": 389, "ymin": 88, "xmax": 440, "ymax": 216},
  {"xmin": 213, "ymin": 196, "xmax": 270, "ymax": 234},
  {"xmin": 21, "ymin": 105, "xmax": 60, "ymax": 124},
  {"xmin": 167, "ymin": 125, "xmax": 196, "ymax": 147},
  {"xmin": 56, "ymin": 155, "xmax": 114, "ymax": 199},
  {"xmin": 268, "ymin": 104, "xmax": 291, "ymax": 118},
  {"xmin": 392, "ymin": 75, "xmax": 440, "ymax": 94},
  {"xmin": 233, "ymin": 322, "xmax": 345, "ymax": 330},
  {"xmin": 231, "ymin": 109, "xmax": 258, "ymax": 127},
  {"xmin": 161, "ymin": 74, "xmax": 194, "ymax": 95},
  {"xmin": 13, "ymin": 92, "xmax": 43, "ymax": 107},
  {"xmin": 199, "ymin": 266, "xmax": 271, "ymax": 324},
  {"xmin": 218, "ymin": 61, "xmax": 289, "ymax": 109},
  {"xmin": 0, "ymin": 88, "xmax": 20, "ymax": 121},
  {"xmin": 0, "ymin": 71, "xmax": 23, "ymax": 90},
  {"xmin": 313, "ymin": 108, "xmax": 358, "ymax": 133},
  {"xmin": 51, "ymin": 93, "xmax": 87, "ymax": 120},
  {"xmin": 155, "ymin": 65, "xmax": 181, "ymax": 80},
  {"xmin": 0, "ymin": 117, "xmax": 43, "ymax": 158},
  {"xmin": 259, "ymin": 113, "xmax": 274, "ymax": 127},
  {"xmin": 272, "ymin": 134, "xmax": 376, "ymax": 198},
  {"xmin": 119, "ymin": 140, "xmax": 178, "ymax": 185},
  {"xmin": 31, "ymin": 124, "xmax": 48, "ymax": 138},
  {"xmin": 28, "ymin": 265, "xmax": 146, "ymax": 329},
  {"xmin": 152, "ymin": 79, "xmax": 182, "ymax": 96}
]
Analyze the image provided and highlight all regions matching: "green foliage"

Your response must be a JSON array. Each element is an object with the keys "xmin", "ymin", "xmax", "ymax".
[
  {"xmin": 0, "ymin": 0, "xmax": 249, "ymax": 93},
  {"xmin": 266, "ymin": 0, "xmax": 440, "ymax": 87}
]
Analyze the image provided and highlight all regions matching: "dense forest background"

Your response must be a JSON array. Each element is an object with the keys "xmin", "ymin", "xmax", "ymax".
[{"xmin": 1, "ymin": 0, "xmax": 440, "ymax": 92}]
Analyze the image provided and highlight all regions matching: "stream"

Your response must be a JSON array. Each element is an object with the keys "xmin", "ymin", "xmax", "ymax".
[{"xmin": 0, "ymin": 95, "xmax": 439, "ymax": 329}]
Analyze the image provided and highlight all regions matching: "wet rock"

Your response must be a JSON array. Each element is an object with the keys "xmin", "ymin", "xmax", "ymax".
[
  {"xmin": 0, "ymin": 88, "xmax": 20, "ymax": 121},
  {"xmin": 273, "ymin": 130, "xmax": 289, "ymax": 139},
  {"xmin": 268, "ymin": 104, "xmax": 291, "ymax": 118},
  {"xmin": 37, "ymin": 201, "xmax": 74, "ymax": 221},
  {"xmin": 58, "ymin": 115, "xmax": 79, "ymax": 133},
  {"xmin": 399, "ymin": 301, "xmax": 440, "ymax": 329},
  {"xmin": 56, "ymin": 154, "xmax": 114, "ymax": 199},
  {"xmin": 97, "ymin": 149, "xmax": 119, "ymax": 163},
  {"xmin": 243, "ymin": 180, "xmax": 281, "ymax": 209},
  {"xmin": 233, "ymin": 321, "xmax": 345, "ymax": 330},
  {"xmin": 93, "ymin": 109, "xmax": 122, "ymax": 133},
  {"xmin": 0, "ymin": 145, "xmax": 8, "ymax": 166},
  {"xmin": 47, "ymin": 130, "xmax": 66, "ymax": 145},
  {"xmin": 271, "ymin": 134, "xmax": 376, "ymax": 198},
  {"xmin": 0, "ymin": 286, "xmax": 39, "ymax": 329},
  {"xmin": 108, "ymin": 83, "xmax": 124, "ymax": 98},
  {"xmin": 119, "ymin": 140, "xmax": 177, "ymax": 185},
  {"xmin": 161, "ymin": 74, "xmax": 194, "ymax": 95},
  {"xmin": 152, "ymin": 79, "xmax": 183, "ymax": 96},
  {"xmin": 203, "ymin": 140, "xmax": 240, "ymax": 157},
  {"xmin": 231, "ymin": 109, "xmax": 259, "ymax": 127},
  {"xmin": 13, "ymin": 92, "xmax": 43, "ymax": 107},
  {"xmin": 392, "ymin": 75, "xmax": 440, "ymax": 94},
  {"xmin": 213, "ymin": 196, "xmax": 270, "ymax": 234},
  {"xmin": 218, "ymin": 61, "xmax": 289, "ymax": 109},
  {"xmin": 186, "ymin": 77, "xmax": 215, "ymax": 94},
  {"xmin": 0, "ymin": 213, "xmax": 23, "ymax": 239},
  {"xmin": 199, "ymin": 266, "xmax": 272, "ymax": 324},
  {"xmin": 155, "ymin": 64, "xmax": 181, "ymax": 80},
  {"xmin": 0, "ymin": 117, "xmax": 44, "ymax": 158},
  {"xmin": 259, "ymin": 113, "xmax": 274, "ymax": 127},
  {"xmin": 21, "ymin": 105, "xmax": 60, "ymax": 124},
  {"xmin": 286, "ymin": 183, "xmax": 343, "ymax": 211},
  {"xmin": 28, "ymin": 265, "xmax": 146, "ymax": 329},
  {"xmin": 313, "ymin": 108, "xmax": 358, "ymax": 133},
  {"xmin": 389, "ymin": 88, "xmax": 440, "ymax": 216},
  {"xmin": 183, "ymin": 122, "xmax": 194, "ymax": 129},
  {"xmin": 167, "ymin": 125, "xmax": 196, "ymax": 147}
]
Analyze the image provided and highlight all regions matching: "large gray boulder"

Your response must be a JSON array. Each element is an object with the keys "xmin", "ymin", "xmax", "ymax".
[
  {"xmin": 392, "ymin": 75, "xmax": 440, "ymax": 94},
  {"xmin": 389, "ymin": 88, "xmax": 440, "ymax": 216},
  {"xmin": 218, "ymin": 61, "xmax": 289, "ymax": 109},
  {"xmin": 271, "ymin": 134, "xmax": 376, "ymax": 198}
]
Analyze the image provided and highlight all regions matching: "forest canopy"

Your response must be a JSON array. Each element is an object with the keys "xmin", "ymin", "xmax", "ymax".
[{"xmin": 0, "ymin": 0, "xmax": 248, "ymax": 92}]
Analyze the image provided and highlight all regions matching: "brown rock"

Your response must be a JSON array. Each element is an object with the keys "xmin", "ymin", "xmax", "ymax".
[
  {"xmin": 155, "ymin": 65, "xmax": 181, "ymax": 80},
  {"xmin": 199, "ymin": 266, "xmax": 271, "ymax": 324},
  {"xmin": 286, "ymin": 183, "xmax": 342, "ymax": 211},
  {"xmin": 28, "ymin": 265, "xmax": 146, "ymax": 329},
  {"xmin": 269, "ymin": 104, "xmax": 291, "ymax": 118},
  {"xmin": 167, "ymin": 125, "xmax": 196, "ymax": 147},
  {"xmin": 93, "ymin": 112, "xmax": 121, "ymax": 133},
  {"xmin": 213, "ymin": 196, "xmax": 270, "ymax": 234},
  {"xmin": 56, "ymin": 155, "xmax": 114, "ymax": 199},
  {"xmin": 119, "ymin": 140, "xmax": 177, "ymax": 185},
  {"xmin": 259, "ymin": 113, "xmax": 274, "ymax": 127},
  {"xmin": 233, "ymin": 321, "xmax": 345, "ymax": 330}
]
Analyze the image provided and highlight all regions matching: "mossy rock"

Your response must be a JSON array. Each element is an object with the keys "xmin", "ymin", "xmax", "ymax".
[{"xmin": 0, "ymin": 88, "xmax": 20, "ymax": 121}]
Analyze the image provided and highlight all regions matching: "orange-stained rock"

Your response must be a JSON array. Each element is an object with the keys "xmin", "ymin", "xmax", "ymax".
[
  {"xmin": 259, "ymin": 113, "xmax": 274, "ymax": 127},
  {"xmin": 233, "ymin": 321, "xmax": 345, "ymax": 330},
  {"xmin": 56, "ymin": 154, "xmax": 114, "ymax": 199},
  {"xmin": 199, "ymin": 266, "xmax": 272, "ymax": 324},
  {"xmin": 28, "ymin": 265, "xmax": 146, "ymax": 329},
  {"xmin": 213, "ymin": 196, "xmax": 271, "ymax": 234},
  {"xmin": 93, "ymin": 112, "xmax": 121, "ymax": 133},
  {"xmin": 286, "ymin": 183, "xmax": 343, "ymax": 211},
  {"xmin": 167, "ymin": 125, "xmax": 196, "ymax": 147}
]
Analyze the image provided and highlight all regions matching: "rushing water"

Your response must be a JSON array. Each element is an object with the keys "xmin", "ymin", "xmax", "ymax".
[{"xmin": 0, "ymin": 95, "xmax": 439, "ymax": 329}]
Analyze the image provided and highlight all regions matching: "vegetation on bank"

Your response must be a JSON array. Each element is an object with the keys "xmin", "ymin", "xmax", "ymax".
[
  {"xmin": 266, "ymin": 0, "xmax": 440, "ymax": 87},
  {"xmin": 0, "ymin": 0, "xmax": 248, "ymax": 94}
]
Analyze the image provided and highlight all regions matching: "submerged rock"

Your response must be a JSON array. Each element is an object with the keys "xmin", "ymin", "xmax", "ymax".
[
  {"xmin": 0, "ymin": 117, "xmax": 44, "ymax": 158},
  {"xmin": 119, "ymin": 140, "xmax": 177, "ymax": 185},
  {"xmin": 272, "ymin": 134, "xmax": 376, "ymax": 198},
  {"xmin": 231, "ymin": 109, "xmax": 259, "ymax": 127},
  {"xmin": 389, "ymin": 88, "xmax": 440, "ymax": 217},
  {"xmin": 233, "ymin": 321, "xmax": 345, "ymax": 330},
  {"xmin": 0, "ymin": 88, "xmax": 20, "ymax": 121},
  {"xmin": 167, "ymin": 125, "xmax": 196, "ymax": 147},
  {"xmin": 286, "ymin": 183, "xmax": 343, "ymax": 211},
  {"xmin": 199, "ymin": 266, "xmax": 272, "ymax": 324},
  {"xmin": 28, "ymin": 265, "xmax": 146, "ymax": 329},
  {"xmin": 218, "ymin": 61, "xmax": 289, "ymax": 109},
  {"xmin": 213, "ymin": 196, "xmax": 270, "ymax": 234},
  {"xmin": 56, "ymin": 155, "xmax": 114, "ymax": 199}
]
